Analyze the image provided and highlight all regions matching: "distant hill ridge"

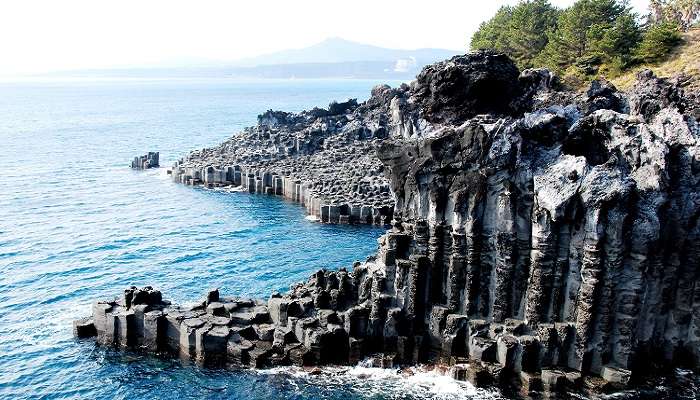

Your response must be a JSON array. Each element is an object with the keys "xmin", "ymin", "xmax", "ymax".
[
  {"xmin": 42, "ymin": 38, "xmax": 459, "ymax": 80},
  {"xmin": 235, "ymin": 37, "xmax": 457, "ymax": 66}
]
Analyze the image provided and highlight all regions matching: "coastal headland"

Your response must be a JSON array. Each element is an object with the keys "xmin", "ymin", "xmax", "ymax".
[{"xmin": 76, "ymin": 51, "xmax": 700, "ymax": 397}]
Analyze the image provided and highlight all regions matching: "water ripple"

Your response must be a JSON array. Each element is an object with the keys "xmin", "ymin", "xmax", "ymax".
[{"xmin": 0, "ymin": 78, "xmax": 394, "ymax": 400}]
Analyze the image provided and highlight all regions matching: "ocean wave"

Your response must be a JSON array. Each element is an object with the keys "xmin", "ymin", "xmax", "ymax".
[{"xmin": 256, "ymin": 363, "xmax": 501, "ymax": 400}]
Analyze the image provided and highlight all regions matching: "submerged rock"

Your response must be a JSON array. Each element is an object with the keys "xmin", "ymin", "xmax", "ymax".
[{"xmin": 83, "ymin": 51, "xmax": 700, "ymax": 396}]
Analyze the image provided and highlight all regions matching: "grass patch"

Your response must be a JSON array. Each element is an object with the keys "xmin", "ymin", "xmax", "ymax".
[{"xmin": 611, "ymin": 28, "xmax": 700, "ymax": 91}]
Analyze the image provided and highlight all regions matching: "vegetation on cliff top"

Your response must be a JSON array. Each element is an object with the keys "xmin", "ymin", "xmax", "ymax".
[
  {"xmin": 471, "ymin": 0, "xmax": 699, "ymax": 86},
  {"xmin": 613, "ymin": 27, "xmax": 700, "ymax": 89}
]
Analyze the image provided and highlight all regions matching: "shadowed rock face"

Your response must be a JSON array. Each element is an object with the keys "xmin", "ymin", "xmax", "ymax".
[{"xmin": 79, "ymin": 53, "xmax": 700, "ymax": 395}]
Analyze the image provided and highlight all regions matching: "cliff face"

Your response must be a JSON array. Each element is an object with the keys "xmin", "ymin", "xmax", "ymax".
[
  {"xmin": 77, "ymin": 51, "xmax": 700, "ymax": 395},
  {"xmin": 378, "ymin": 64, "xmax": 700, "ymax": 378}
]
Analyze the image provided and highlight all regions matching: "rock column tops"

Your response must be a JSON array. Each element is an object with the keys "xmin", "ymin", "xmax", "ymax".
[
  {"xmin": 131, "ymin": 152, "xmax": 159, "ymax": 169},
  {"xmin": 73, "ymin": 252, "xmax": 632, "ymax": 396},
  {"xmin": 168, "ymin": 98, "xmax": 395, "ymax": 225}
]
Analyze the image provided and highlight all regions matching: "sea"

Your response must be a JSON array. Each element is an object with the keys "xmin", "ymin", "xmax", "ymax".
[{"xmin": 0, "ymin": 77, "xmax": 697, "ymax": 399}]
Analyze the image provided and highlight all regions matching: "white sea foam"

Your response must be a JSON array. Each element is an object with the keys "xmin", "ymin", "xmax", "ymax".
[
  {"xmin": 220, "ymin": 186, "xmax": 247, "ymax": 193},
  {"xmin": 201, "ymin": 184, "xmax": 247, "ymax": 193},
  {"xmin": 150, "ymin": 167, "xmax": 169, "ymax": 180},
  {"xmin": 256, "ymin": 363, "xmax": 502, "ymax": 399}
]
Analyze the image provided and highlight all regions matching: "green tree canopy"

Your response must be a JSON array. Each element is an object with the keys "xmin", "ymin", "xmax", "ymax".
[
  {"xmin": 470, "ymin": 0, "xmax": 559, "ymax": 69},
  {"xmin": 470, "ymin": 6, "xmax": 514, "ymax": 56},
  {"xmin": 635, "ymin": 21, "xmax": 684, "ymax": 63},
  {"xmin": 470, "ymin": 0, "xmax": 686, "ymax": 84},
  {"xmin": 537, "ymin": 0, "xmax": 640, "ymax": 74}
]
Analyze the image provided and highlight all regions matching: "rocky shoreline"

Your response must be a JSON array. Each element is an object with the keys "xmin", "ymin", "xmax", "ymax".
[
  {"xmin": 167, "ymin": 97, "xmax": 396, "ymax": 225},
  {"xmin": 77, "ymin": 51, "xmax": 700, "ymax": 397}
]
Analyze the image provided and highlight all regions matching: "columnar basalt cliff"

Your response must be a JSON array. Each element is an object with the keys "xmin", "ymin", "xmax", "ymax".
[
  {"xmin": 168, "ymin": 97, "xmax": 396, "ymax": 224},
  {"xmin": 78, "ymin": 51, "xmax": 700, "ymax": 396}
]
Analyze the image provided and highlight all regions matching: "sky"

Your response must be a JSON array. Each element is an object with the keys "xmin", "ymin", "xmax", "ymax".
[{"xmin": 0, "ymin": 0, "xmax": 650, "ymax": 76}]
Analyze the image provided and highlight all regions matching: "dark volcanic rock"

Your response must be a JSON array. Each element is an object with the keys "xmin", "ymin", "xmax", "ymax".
[
  {"xmin": 378, "ymin": 67, "xmax": 700, "ymax": 382},
  {"xmin": 169, "ymin": 96, "xmax": 397, "ymax": 225},
  {"xmin": 131, "ymin": 152, "xmax": 159, "ymax": 169},
  {"xmin": 584, "ymin": 78, "xmax": 627, "ymax": 114},
  {"xmin": 411, "ymin": 51, "xmax": 521, "ymax": 123},
  {"xmin": 167, "ymin": 51, "xmax": 547, "ymax": 226},
  {"xmin": 628, "ymin": 69, "xmax": 688, "ymax": 121},
  {"xmin": 83, "ymin": 51, "xmax": 700, "ymax": 395}
]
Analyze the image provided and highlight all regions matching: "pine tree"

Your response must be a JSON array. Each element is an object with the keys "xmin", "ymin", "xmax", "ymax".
[
  {"xmin": 636, "ymin": 21, "xmax": 683, "ymax": 62},
  {"xmin": 470, "ymin": 6, "xmax": 516, "ymax": 55},
  {"xmin": 470, "ymin": 0, "xmax": 559, "ymax": 69},
  {"xmin": 537, "ymin": 0, "xmax": 639, "ymax": 76},
  {"xmin": 470, "ymin": 0, "xmax": 685, "ymax": 84},
  {"xmin": 507, "ymin": 0, "xmax": 561, "ymax": 68}
]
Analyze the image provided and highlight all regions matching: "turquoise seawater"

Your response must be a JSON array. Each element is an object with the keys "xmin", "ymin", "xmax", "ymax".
[{"xmin": 0, "ymin": 78, "xmax": 497, "ymax": 399}]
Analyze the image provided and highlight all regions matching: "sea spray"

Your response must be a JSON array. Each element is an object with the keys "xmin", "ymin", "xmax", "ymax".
[{"xmin": 256, "ymin": 363, "xmax": 501, "ymax": 400}]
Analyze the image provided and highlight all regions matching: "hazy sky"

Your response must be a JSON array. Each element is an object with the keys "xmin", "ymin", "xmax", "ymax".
[{"xmin": 0, "ymin": 0, "xmax": 649, "ymax": 75}]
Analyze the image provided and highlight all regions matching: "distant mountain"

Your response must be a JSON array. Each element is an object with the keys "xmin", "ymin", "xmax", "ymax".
[
  {"xmin": 236, "ymin": 37, "xmax": 457, "ymax": 66},
  {"xmin": 41, "ymin": 38, "xmax": 460, "ymax": 80},
  {"xmin": 225, "ymin": 38, "xmax": 458, "ymax": 79}
]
